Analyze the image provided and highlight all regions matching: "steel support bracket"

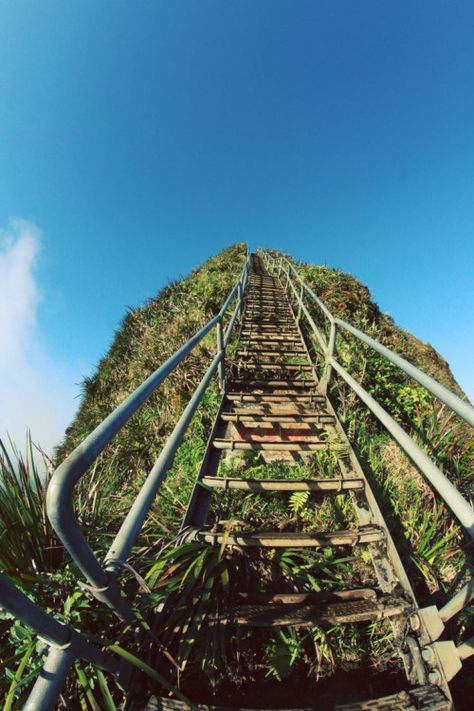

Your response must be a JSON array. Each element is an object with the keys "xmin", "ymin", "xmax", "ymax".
[
  {"xmin": 410, "ymin": 605, "xmax": 445, "ymax": 643},
  {"xmin": 422, "ymin": 641, "xmax": 463, "ymax": 682}
]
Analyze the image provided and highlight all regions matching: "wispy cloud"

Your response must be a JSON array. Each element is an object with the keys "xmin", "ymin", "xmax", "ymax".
[{"xmin": 0, "ymin": 218, "xmax": 79, "ymax": 457}]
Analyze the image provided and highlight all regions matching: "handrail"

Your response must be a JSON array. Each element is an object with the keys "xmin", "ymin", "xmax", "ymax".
[
  {"xmin": 262, "ymin": 251, "xmax": 474, "ymax": 428},
  {"xmin": 0, "ymin": 571, "xmax": 132, "ymax": 708},
  {"xmin": 334, "ymin": 319, "xmax": 474, "ymax": 428},
  {"xmin": 47, "ymin": 252, "xmax": 250, "ymax": 620},
  {"xmin": 260, "ymin": 250, "xmax": 474, "ymax": 540}
]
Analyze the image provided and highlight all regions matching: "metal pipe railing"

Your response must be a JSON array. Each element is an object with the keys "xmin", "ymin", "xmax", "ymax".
[
  {"xmin": 262, "ymin": 251, "xmax": 474, "ymax": 429},
  {"xmin": 104, "ymin": 350, "xmax": 221, "ymax": 573},
  {"xmin": 47, "ymin": 252, "xmax": 250, "ymax": 619},
  {"xmin": 1, "ymin": 251, "xmax": 249, "ymax": 710},
  {"xmin": 261, "ymin": 248, "xmax": 474, "ymax": 624},
  {"xmin": 330, "ymin": 357, "xmax": 474, "ymax": 537},
  {"xmin": 335, "ymin": 319, "xmax": 474, "ymax": 429},
  {"xmin": 262, "ymin": 251, "xmax": 474, "ymax": 533},
  {"xmin": 0, "ymin": 572, "xmax": 131, "ymax": 708}
]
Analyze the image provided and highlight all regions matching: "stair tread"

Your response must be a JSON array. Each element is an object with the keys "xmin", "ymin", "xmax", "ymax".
[
  {"xmin": 229, "ymin": 379, "xmax": 317, "ymax": 388},
  {"xmin": 212, "ymin": 594, "xmax": 411, "ymax": 627},
  {"xmin": 201, "ymin": 476, "xmax": 363, "ymax": 491},
  {"xmin": 220, "ymin": 413, "xmax": 333, "ymax": 423},
  {"xmin": 226, "ymin": 394, "xmax": 323, "ymax": 403},
  {"xmin": 213, "ymin": 438, "xmax": 328, "ymax": 451},
  {"xmin": 233, "ymin": 363, "xmax": 313, "ymax": 370},
  {"xmin": 145, "ymin": 685, "xmax": 450, "ymax": 710},
  {"xmin": 188, "ymin": 525, "xmax": 385, "ymax": 547}
]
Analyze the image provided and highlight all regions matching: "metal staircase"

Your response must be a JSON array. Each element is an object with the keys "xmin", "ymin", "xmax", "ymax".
[{"xmin": 1, "ymin": 250, "xmax": 473, "ymax": 710}]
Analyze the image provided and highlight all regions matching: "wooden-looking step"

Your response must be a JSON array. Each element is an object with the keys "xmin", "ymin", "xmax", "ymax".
[
  {"xmin": 212, "ymin": 595, "xmax": 410, "ymax": 627},
  {"xmin": 201, "ymin": 476, "xmax": 363, "ymax": 491},
  {"xmin": 212, "ymin": 438, "xmax": 327, "ymax": 452},
  {"xmin": 226, "ymin": 393, "xmax": 323, "ymax": 403},
  {"xmin": 145, "ymin": 684, "xmax": 450, "ymax": 710},
  {"xmin": 229, "ymin": 379, "xmax": 317, "ymax": 388},
  {"xmin": 220, "ymin": 412, "xmax": 333, "ymax": 424},
  {"xmin": 240, "ymin": 335, "xmax": 303, "ymax": 342},
  {"xmin": 232, "ymin": 363, "xmax": 314, "ymax": 372},
  {"xmin": 187, "ymin": 525, "xmax": 385, "ymax": 547}
]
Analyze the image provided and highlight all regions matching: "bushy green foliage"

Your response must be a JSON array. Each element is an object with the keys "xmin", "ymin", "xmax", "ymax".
[
  {"xmin": 1, "ymin": 244, "xmax": 246, "ymax": 707},
  {"xmin": 277, "ymin": 250, "xmax": 473, "ymax": 690},
  {"xmin": 2, "ymin": 244, "xmax": 473, "ymax": 706}
]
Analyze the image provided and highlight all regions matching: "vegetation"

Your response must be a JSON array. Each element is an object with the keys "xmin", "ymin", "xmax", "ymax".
[{"xmin": 1, "ymin": 243, "xmax": 472, "ymax": 707}]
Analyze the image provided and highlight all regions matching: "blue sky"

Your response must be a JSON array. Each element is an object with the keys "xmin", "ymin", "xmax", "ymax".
[{"xmin": 1, "ymin": 1, "xmax": 474, "ymax": 453}]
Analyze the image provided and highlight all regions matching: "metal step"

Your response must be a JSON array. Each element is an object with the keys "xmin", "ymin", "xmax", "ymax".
[
  {"xmin": 226, "ymin": 393, "xmax": 323, "ymax": 403},
  {"xmin": 229, "ymin": 379, "xmax": 317, "ymax": 388},
  {"xmin": 212, "ymin": 438, "xmax": 327, "ymax": 452},
  {"xmin": 188, "ymin": 525, "xmax": 385, "ymax": 547},
  {"xmin": 241, "ymin": 326, "xmax": 299, "ymax": 335},
  {"xmin": 201, "ymin": 476, "xmax": 364, "ymax": 491},
  {"xmin": 232, "ymin": 363, "xmax": 314, "ymax": 372},
  {"xmin": 240, "ymin": 334, "xmax": 304, "ymax": 342},
  {"xmin": 236, "ymin": 350, "xmax": 308, "ymax": 358},
  {"xmin": 212, "ymin": 594, "xmax": 411, "ymax": 627},
  {"xmin": 220, "ymin": 412, "xmax": 333, "ymax": 424},
  {"xmin": 145, "ymin": 685, "xmax": 450, "ymax": 710}
]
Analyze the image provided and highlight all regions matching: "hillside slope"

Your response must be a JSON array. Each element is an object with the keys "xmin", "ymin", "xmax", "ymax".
[{"xmin": 6, "ymin": 244, "xmax": 471, "ymax": 708}]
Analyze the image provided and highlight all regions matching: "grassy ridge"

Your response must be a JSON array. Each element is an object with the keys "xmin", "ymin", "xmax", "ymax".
[
  {"xmin": 281, "ymin": 251, "xmax": 472, "ymax": 591},
  {"xmin": 1, "ymin": 244, "xmax": 246, "ymax": 707},
  {"xmin": 2, "ymin": 244, "xmax": 472, "ymax": 707}
]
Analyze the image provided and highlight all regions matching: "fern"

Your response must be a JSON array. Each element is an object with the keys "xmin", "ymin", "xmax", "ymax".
[{"xmin": 288, "ymin": 490, "xmax": 310, "ymax": 514}]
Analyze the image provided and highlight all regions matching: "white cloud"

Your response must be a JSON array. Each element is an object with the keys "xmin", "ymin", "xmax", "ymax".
[{"xmin": 0, "ymin": 218, "xmax": 79, "ymax": 458}]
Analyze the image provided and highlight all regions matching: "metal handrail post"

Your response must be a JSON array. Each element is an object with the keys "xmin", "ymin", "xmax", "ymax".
[
  {"xmin": 439, "ymin": 577, "xmax": 474, "ymax": 623},
  {"xmin": 320, "ymin": 320, "xmax": 337, "ymax": 394},
  {"xmin": 25, "ymin": 648, "xmax": 77, "ymax": 711},
  {"xmin": 216, "ymin": 318, "xmax": 225, "ymax": 391},
  {"xmin": 287, "ymin": 277, "xmax": 327, "ymax": 352},
  {"xmin": 285, "ymin": 261, "xmax": 291, "ymax": 295},
  {"xmin": 296, "ymin": 283, "xmax": 304, "ymax": 323}
]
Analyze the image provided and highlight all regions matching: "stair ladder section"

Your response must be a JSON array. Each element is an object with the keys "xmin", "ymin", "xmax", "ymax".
[
  {"xmin": 181, "ymin": 254, "xmax": 452, "ymax": 709},
  {"xmin": 4, "ymin": 250, "xmax": 473, "ymax": 710}
]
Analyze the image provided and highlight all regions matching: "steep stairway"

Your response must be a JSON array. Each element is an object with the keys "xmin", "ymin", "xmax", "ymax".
[{"xmin": 153, "ymin": 254, "xmax": 450, "ymax": 709}]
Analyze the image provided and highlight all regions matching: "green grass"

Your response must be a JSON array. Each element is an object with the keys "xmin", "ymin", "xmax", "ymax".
[{"xmin": 3, "ymin": 244, "xmax": 473, "ymax": 706}]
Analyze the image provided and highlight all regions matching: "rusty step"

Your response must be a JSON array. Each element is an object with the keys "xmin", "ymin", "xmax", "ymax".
[
  {"xmin": 244, "ymin": 309, "xmax": 292, "ymax": 315},
  {"xmin": 220, "ymin": 412, "xmax": 333, "ymax": 423},
  {"xmin": 241, "ymin": 330, "xmax": 301, "ymax": 338},
  {"xmin": 229, "ymin": 378, "xmax": 316, "ymax": 388},
  {"xmin": 239, "ymin": 336, "xmax": 304, "ymax": 343},
  {"xmin": 237, "ymin": 336, "xmax": 303, "ymax": 343},
  {"xmin": 226, "ymin": 393, "xmax": 323, "ymax": 403},
  {"xmin": 232, "ymin": 363, "xmax": 314, "ymax": 372},
  {"xmin": 213, "ymin": 438, "xmax": 326, "ymax": 452},
  {"xmin": 244, "ymin": 307, "xmax": 292, "ymax": 313},
  {"xmin": 243, "ymin": 325, "xmax": 294, "ymax": 330},
  {"xmin": 226, "ymin": 391, "xmax": 319, "ymax": 400},
  {"xmin": 145, "ymin": 684, "xmax": 450, "ymax": 710},
  {"xmin": 236, "ymin": 348, "xmax": 307, "ymax": 355},
  {"xmin": 225, "ymin": 400, "xmax": 327, "ymax": 412},
  {"xmin": 201, "ymin": 476, "xmax": 363, "ymax": 491},
  {"xmin": 187, "ymin": 524, "xmax": 385, "ymax": 547},
  {"xmin": 237, "ymin": 589, "xmax": 377, "ymax": 604},
  {"xmin": 212, "ymin": 594, "xmax": 410, "ymax": 627},
  {"xmin": 244, "ymin": 314, "xmax": 295, "ymax": 323}
]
